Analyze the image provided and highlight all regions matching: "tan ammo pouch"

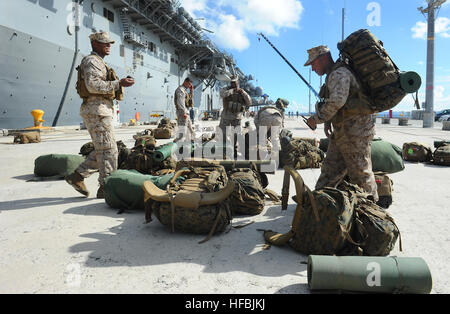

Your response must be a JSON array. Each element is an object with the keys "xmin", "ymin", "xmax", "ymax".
[
  {"xmin": 374, "ymin": 172, "xmax": 393, "ymax": 198},
  {"xmin": 185, "ymin": 92, "xmax": 194, "ymax": 108},
  {"xmin": 76, "ymin": 55, "xmax": 123, "ymax": 101}
]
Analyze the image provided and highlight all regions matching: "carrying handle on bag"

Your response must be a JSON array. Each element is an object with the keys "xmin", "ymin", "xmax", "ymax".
[{"xmin": 263, "ymin": 166, "xmax": 309, "ymax": 246}]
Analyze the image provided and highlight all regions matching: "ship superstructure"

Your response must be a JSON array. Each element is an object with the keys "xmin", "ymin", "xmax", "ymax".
[{"xmin": 0, "ymin": 0, "xmax": 256, "ymax": 129}]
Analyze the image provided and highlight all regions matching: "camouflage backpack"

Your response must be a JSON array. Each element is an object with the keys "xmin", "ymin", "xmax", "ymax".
[
  {"xmin": 264, "ymin": 167, "xmax": 357, "ymax": 255},
  {"xmin": 122, "ymin": 141, "xmax": 176, "ymax": 175},
  {"xmin": 341, "ymin": 182, "xmax": 401, "ymax": 256},
  {"xmin": 336, "ymin": 29, "xmax": 415, "ymax": 115},
  {"xmin": 264, "ymin": 167, "xmax": 400, "ymax": 256},
  {"xmin": 402, "ymin": 142, "xmax": 432, "ymax": 162},
  {"xmin": 80, "ymin": 140, "xmax": 130, "ymax": 169},
  {"xmin": 432, "ymin": 143, "xmax": 450, "ymax": 166},
  {"xmin": 143, "ymin": 161, "xmax": 234, "ymax": 243},
  {"xmin": 280, "ymin": 138, "xmax": 324, "ymax": 169},
  {"xmin": 228, "ymin": 168, "xmax": 266, "ymax": 216}
]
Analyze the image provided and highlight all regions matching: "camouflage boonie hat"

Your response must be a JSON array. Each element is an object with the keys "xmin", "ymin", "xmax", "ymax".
[
  {"xmin": 89, "ymin": 31, "xmax": 115, "ymax": 44},
  {"xmin": 304, "ymin": 45, "xmax": 330, "ymax": 66}
]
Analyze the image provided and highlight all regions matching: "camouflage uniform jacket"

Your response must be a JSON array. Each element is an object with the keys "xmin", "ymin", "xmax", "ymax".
[
  {"xmin": 79, "ymin": 51, "xmax": 120, "ymax": 117},
  {"xmin": 174, "ymin": 86, "xmax": 190, "ymax": 116},
  {"xmin": 220, "ymin": 88, "xmax": 252, "ymax": 120},
  {"xmin": 312, "ymin": 65, "xmax": 375, "ymax": 138}
]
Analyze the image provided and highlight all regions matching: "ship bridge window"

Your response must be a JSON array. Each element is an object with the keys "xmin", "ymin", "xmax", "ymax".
[
  {"xmin": 103, "ymin": 8, "xmax": 115, "ymax": 23},
  {"xmin": 149, "ymin": 42, "xmax": 155, "ymax": 52}
]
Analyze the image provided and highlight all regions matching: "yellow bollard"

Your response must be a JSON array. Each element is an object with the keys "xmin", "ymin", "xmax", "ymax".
[{"xmin": 31, "ymin": 109, "xmax": 45, "ymax": 127}]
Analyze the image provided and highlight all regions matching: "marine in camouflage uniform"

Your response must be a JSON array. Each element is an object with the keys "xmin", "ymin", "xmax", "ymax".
[
  {"xmin": 253, "ymin": 101, "xmax": 285, "ymax": 165},
  {"xmin": 305, "ymin": 45, "xmax": 378, "ymax": 201},
  {"xmin": 65, "ymin": 32, "xmax": 134, "ymax": 198},
  {"xmin": 219, "ymin": 77, "xmax": 251, "ymax": 157},
  {"xmin": 174, "ymin": 77, "xmax": 195, "ymax": 143}
]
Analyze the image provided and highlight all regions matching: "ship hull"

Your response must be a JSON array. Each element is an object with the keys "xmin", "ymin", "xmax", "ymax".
[{"xmin": 0, "ymin": 0, "xmax": 223, "ymax": 129}]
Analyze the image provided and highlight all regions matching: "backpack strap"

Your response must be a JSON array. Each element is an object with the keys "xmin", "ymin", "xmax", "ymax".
[{"xmin": 263, "ymin": 166, "xmax": 308, "ymax": 246}]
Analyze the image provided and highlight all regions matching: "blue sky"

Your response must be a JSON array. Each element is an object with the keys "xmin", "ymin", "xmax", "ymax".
[{"xmin": 180, "ymin": 0, "xmax": 450, "ymax": 113}]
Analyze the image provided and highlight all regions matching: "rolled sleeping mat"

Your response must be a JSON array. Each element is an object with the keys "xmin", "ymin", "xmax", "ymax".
[
  {"xmin": 153, "ymin": 142, "xmax": 177, "ymax": 163},
  {"xmin": 399, "ymin": 71, "xmax": 422, "ymax": 93},
  {"xmin": 307, "ymin": 255, "xmax": 432, "ymax": 294}
]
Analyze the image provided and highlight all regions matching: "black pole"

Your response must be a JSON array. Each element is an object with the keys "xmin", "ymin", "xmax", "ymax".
[
  {"xmin": 258, "ymin": 32, "xmax": 320, "ymax": 99},
  {"xmin": 53, "ymin": 1, "xmax": 80, "ymax": 126}
]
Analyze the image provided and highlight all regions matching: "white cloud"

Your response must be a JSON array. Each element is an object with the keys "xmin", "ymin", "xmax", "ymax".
[
  {"xmin": 179, "ymin": 0, "xmax": 304, "ymax": 50},
  {"xmin": 412, "ymin": 21, "xmax": 428, "ymax": 39},
  {"xmin": 214, "ymin": 14, "xmax": 250, "ymax": 51},
  {"xmin": 412, "ymin": 17, "xmax": 450, "ymax": 39}
]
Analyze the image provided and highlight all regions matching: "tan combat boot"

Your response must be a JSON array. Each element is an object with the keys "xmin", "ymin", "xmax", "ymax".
[
  {"xmin": 96, "ymin": 185, "xmax": 104, "ymax": 199},
  {"xmin": 65, "ymin": 172, "xmax": 89, "ymax": 197}
]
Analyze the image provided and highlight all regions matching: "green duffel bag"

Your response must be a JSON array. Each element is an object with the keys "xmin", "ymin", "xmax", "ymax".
[
  {"xmin": 319, "ymin": 138, "xmax": 404, "ymax": 174},
  {"xmin": 34, "ymin": 154, "xmax": 85, "ymax": 179},
  {"xmin": 104, "ymin": 170, "xmax": 179, "ymax": 212},
  {"xmin": 402, "ymin": 142, "xmax": 432, "ymax": 162},
  {"xmin": 371, "ymin": 138, "xmax": 404, "ymax": 174},
  {"xmin": 432, "ymin": 143, "xmax": 450, "ymax": 166}
]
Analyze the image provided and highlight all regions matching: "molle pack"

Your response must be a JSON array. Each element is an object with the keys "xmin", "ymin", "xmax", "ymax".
[
  {"xmin": 143, "ymin": 162, "xmax": 233, "ymax": 243},
  {"xmin": 337, "ymin": 29, "xmax": 421, "ymax": 115}
]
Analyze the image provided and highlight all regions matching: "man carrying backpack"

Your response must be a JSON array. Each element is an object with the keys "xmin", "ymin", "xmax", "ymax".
[{"xmin": 304, "ymin": 45, "xmax": 378, "ymax": 202}]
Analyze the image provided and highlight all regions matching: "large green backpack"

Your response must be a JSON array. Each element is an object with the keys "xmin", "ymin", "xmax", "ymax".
[
  {"xmin": 280, "ymin": 138, "xmax": 325, "ymax": 169},
  {"xmin": 432, "ymin": 143, "xmax": 450, "ymax": 166},
  {"xmin": 337, "ymin": 29, "xmax": 420, "ymax": 115},
  {"xmin": 143, "ymin": 162, "xmax": 234, "ymax": 243}
]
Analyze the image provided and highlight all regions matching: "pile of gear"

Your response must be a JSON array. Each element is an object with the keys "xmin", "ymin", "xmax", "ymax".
[{"xmin": 402, "ymin": 141, "xmax": 450, "ymax": 166}]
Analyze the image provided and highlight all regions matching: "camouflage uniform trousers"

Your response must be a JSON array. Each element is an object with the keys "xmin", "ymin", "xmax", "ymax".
[
  {"xmin": 174, "ymin": 110, "xmax": 194, "ymax": 143},
  {"xmin": 315, "ymin": 133, "xmax": 379, "ymax": 202},
  {"xmin": 76, "ymin": 114, "xmax": 118, "ymax": 186},
  {"xmin": 255, "ymin": 114, "xmax": 283, "ymax": 167},
  {"xmin": 218, "ymin": 117, "xmax": 242, "ymax": 156}
]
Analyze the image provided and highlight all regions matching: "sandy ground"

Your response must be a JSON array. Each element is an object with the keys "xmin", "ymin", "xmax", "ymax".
[{"xmin": 0, "ymin": 117, "xmax": 449, "ymax": 294}]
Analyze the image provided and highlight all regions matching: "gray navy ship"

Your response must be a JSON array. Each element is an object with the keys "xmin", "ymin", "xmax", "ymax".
[{"xmin": 0, "ymin": 0, "xmax": 263, "ymax": 129}]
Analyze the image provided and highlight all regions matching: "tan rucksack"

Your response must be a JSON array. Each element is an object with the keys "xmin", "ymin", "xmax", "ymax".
[
  {"xmin": 432, "ymin": 143, "xmax": 450, "ymax": 166},
  {"xmin": 402, "ymin": 142, "xmax": 432, "ymax": 162},
  {"xmin": 152, "ymin": 127, "xmax": 172, "ymax": 139},
  {"xmin": 143, "ymin": 162, "xmax": 234, "ymax": 243},
  {"xmin": 13, "ymin": 132, "xmax": 41, "ymax": 144}
]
